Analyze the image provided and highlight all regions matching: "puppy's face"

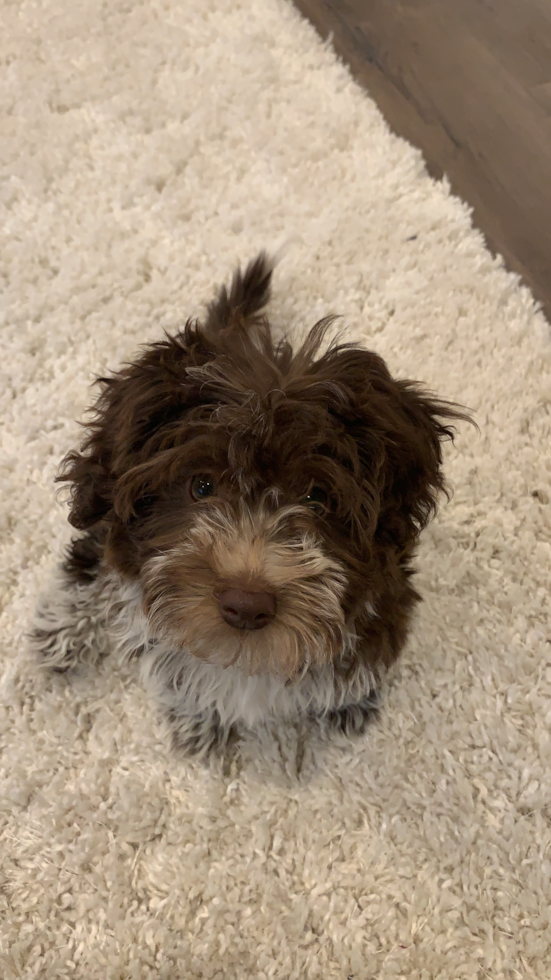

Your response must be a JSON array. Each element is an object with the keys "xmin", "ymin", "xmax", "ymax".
[
  {"xmin": 114, "ymin": 378, "xmax": 371, "ymax": 678},
  {"xmin": 139, "ymin": 485, "xmax": 350, "ymax": 680},
  {"xmin": 60, "ymin": 268, "xmax": 464, "ymax": 680}
]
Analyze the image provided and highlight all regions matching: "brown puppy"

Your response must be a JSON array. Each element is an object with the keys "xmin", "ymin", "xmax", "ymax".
[{"xmin": 33, "ymin": 254, "xmax": 469, "ymax": 756}]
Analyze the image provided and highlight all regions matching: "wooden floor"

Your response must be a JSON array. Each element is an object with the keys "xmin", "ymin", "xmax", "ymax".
[{"xmin": 293, "ymin": 0, "xmax": 551, "ymax": 320}]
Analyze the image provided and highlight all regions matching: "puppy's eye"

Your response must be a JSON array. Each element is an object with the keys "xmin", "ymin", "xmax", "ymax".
[
  {"xmin": 190, "ymin": 475, "xmax": 217, "ymax": 501},
  {"xmin": 303, "ymin": 486, "xmax": 328, "ymax": 515}
]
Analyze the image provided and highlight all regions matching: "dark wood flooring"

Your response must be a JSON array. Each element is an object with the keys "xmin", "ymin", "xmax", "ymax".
[{"xmin": 293, "ymin": 0, "xmax": 551, "ymax": 320}]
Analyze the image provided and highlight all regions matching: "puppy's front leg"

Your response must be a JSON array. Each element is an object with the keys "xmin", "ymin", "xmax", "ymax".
[{"xmin": 30, "ymin": 532, "xmax": 110, "ymax": 672}]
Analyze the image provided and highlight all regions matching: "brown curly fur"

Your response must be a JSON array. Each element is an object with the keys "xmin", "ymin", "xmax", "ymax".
[{"xmin": 57, "ymin": 252, "xmax": 469, "ymax": 692}]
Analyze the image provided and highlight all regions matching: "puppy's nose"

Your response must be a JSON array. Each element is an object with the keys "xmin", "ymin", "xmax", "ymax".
[{"xmin": 217, "ymin": 588, "xmax": 277, "ymax": 630}]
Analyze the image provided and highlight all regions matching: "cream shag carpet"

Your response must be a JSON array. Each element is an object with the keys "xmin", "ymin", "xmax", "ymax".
[{"xmin": 1, "ymin": 1, "xmax": 551, "ymax": 977}]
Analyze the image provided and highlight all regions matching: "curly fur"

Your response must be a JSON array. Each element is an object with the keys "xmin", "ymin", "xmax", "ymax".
[{"xmin": 32, "ymin": 253, "xmax": 470, "ymax": 756}]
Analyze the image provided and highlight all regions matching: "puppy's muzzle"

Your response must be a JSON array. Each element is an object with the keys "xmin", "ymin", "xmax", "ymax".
[{"xmin": 217, "ymin": 587, "xmax": 277, "ymax": 630}]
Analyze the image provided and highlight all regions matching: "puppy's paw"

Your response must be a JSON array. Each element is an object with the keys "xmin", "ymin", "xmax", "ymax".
[
  {"xmin": 321, "ymin": 692, "xmax": 380, "ymax": 737},
  {"xmin": 168, "ymin": 708, "xmax": 239, "ymax": 761},
  {"xmin": 30, "ymin": 568, "xmax": 110, "ymax": 672}
]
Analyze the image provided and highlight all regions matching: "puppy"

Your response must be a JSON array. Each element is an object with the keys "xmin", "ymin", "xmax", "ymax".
[{"xmin": 32, "ymin": 254, "xmax": 468, "ymax": 757}]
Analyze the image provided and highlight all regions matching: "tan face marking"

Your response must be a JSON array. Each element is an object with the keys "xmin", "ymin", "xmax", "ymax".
[{"xmin": 142, "ymin": 502, "xmax": 349, "ymax": 679}]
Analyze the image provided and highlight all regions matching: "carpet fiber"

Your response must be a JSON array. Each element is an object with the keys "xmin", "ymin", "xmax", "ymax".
[{"xmin": 1, "ymin": 1, "xmax": 551, "ymax": 977}]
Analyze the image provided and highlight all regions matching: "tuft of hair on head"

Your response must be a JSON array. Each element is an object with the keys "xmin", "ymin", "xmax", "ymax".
[{"xmin": 204, "ymin": 251, "xmax": 275, "ymax": 334}]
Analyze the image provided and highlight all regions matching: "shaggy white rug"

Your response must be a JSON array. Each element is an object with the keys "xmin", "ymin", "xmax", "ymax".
[{"xmin": 1, "ymin": 1, "xmax": 551, "ymax": 977}]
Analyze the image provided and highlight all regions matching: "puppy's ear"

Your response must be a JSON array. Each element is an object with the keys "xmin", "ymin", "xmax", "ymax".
[
  {"xmin": 377, "ymin": 378, "xmax": 470, "ymax": 548},
  {"xmin": 57, "ymin": 322, "xmax": 212, "ymax": 529},
  {"xmin": 314, "ymin": 340, "xmax": 471, "ymax": 549}
]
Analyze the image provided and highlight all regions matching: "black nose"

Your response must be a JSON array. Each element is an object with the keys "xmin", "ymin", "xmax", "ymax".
[{"xmin": 217, "ymin": 588, "xmax": 277, "ymax": 630}]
